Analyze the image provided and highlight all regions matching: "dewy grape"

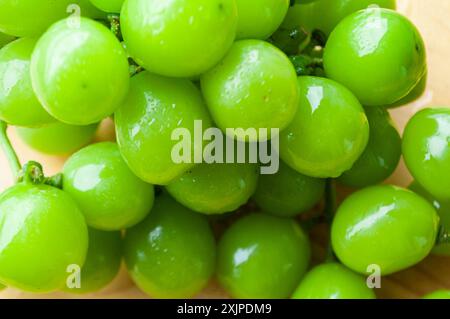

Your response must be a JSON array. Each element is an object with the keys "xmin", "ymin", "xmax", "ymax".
[{"xmin": 171, "ymin": 120, "xmax": 280, "ymax": 174}]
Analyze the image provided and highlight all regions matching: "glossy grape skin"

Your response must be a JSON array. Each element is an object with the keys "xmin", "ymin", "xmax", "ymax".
[
  {"xmin": 280, "ymin": 76, "xmax": 369, "ymax": 178},
  {"xmin": 121, "ymin": 0, "xmax": 237, "ymax": 78},
  {"xmin": 283, "ymin": 0, "xmax": 396, "ymax": 36},
  {"xmin": 324, "ymin": 8, "xmax": 426, "ymax": 106},
  {"xmin": 385, "ymin": 71, "xmax": 427, "ymax": 109},
  {"xmin": 166, "ymin": 163, "xmax": 259, "ymax": 215},
  {"xmin": 30, "ymin": 18, "xmax": 129, "ymax": 125},
  {"xmin": 292, "ymin": 263, "xmax": 376, "ymax": 299},
  {"xmin": 409, "ymin": 181, "xmax": 450, "ymax": 256},
  {"xmin": 235, "ymin": 0, "xmax": 289, "ymax": 40},
  {"xmin": 423, "ymin": 290, "xmax": 450, "ymax": 299},
  {"xmin": 16, "ymin": 122, "xmax": 98, "ymax": 155},
  {"xmin": 0, "ymin": 0, "xmax": 105, "ymax": 37},
  {"xmin": 0, "ymin": 183, "xmax": 88, "ymax": 292},
  {"xmin": 0, "ymin": 32, "xmax": 14, "ymax": 48},
  {"xmin": 0, "ymin": 38, "xmax": 55, "ymax": 127},
  {"xmin": 253, "ymin": 161, "xmax": 325, "ymax": 217},
  {"xmin": 90, "ymin": 0, "xmax": 124, "ymax": 12},
  {"xmin": 124, "ymin": 193, "xmax": 215, "ymax": 298},
  {"xmin": 339, "ymin": 107, "xmax": 401, "ymax": 188},
  {"xmin": 115, "ymin": 72, "xmax": 212, "ymax": 185},
  {"xmin": 332, "ymin": 185, "xmax": 439, "ymax": 275},
  {"xmin": 217, "ymin": 213, "xmax": 310, "ymax": 298},
  {"xmin": 63, "ymin": 228, "xmax": 121, "ymax": 294},
  {"xmin": 63, "ymin": 142, "xmax": 155, "ymax": 231},
  {"xmin": 403, "ymin": 108, "xmax": 450, "ymax": 201},
  {"xmin": 201, "ymin": 40, "xmax": 299, "ymax": 142}
]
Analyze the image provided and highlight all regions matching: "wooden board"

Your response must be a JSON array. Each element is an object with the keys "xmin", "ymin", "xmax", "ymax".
[{"xmin": 0, "ymin": 0, "xmax": 449, "ymax": 299}]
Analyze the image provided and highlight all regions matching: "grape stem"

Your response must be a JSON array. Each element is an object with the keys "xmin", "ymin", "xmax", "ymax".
[
  {"xmin": 0, "ymin": 121, "xmax": 22, "ymax": 181},
  {"xmin": 324, "ymin": 178, "xmax": 337, "ymax": 262}
]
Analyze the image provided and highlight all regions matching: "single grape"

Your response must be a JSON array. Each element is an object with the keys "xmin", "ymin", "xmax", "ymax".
[
  {"xmin": 63, "ymin": 142, "xmax": 155, "ymax": 231},
  {"xmin": 384, "ymin": 71, "xmax": 427, "ymax": 109},
  {"xmin": 63, "ymin": 228, "xmax": 122, "ymax": 294},
  {"xmin": 323, "ymin": 8, "xmax": 426, "ymax": 106},
  {"xmin": 121, "ymin": 0, "xmax": 237, "ymax": 77},
  {"xmin": 338, "ymin": 107, "xmax": 401, "ymax": 188},
  {"xmin": 291, "ymin": 263, "xmax": 376, "ymax": 299},
  {"xmin": 0, "ymin": 183, "xmax": 88, "ymax": 292},
  {"xmin": 283, "ymin": 0, "xmax": 396, "ymax": 36},
  {"xmin": 217, "ymin": 213, "xmax": 310, "ymax": 298},
  {"xmin": 124, "ymin": 193, "xmax": 215, "ymax": 298},
  {"xmin": 403, "ymin": 108, "xmax": 450, "ymax": 201},
  {"xmin": 331, "ymin": 185, "xmax": 439, "ymax": 275},
  {"xmin": 201, "ymin": 40, "xmax": 299, "ymax": 142},
  {"xmin": 235, "ymin": 0, "xmax": 289, "ymax": 40},
  {"xmin": 90, "ymin": 0, "xmax": 124, "ymax": 13},
  {"xmin": 423, "ymin": 290, "xmax": 450, "ymax": 299},
  {"xmin": 115, "ymin": 72, "xmax": 212, "ymax": 185},
  {"xmin": 253, "ymin": 160, "xmax": 325, "ymax": 217},
  {"xmin": 30, "ymin": 17, "xmax": 129, "ymax": 125},
  {"xmin": 0, "ymin": 32, "xmax": 14, "ymax": 48},
  {"xmin": 0, "ymin": 38, "xmax": 55, "ymax": 127},
  {"xmin": 280, "ymin": 76, "xmax": 369, "ymax": 178},
  {"xmin": 409, "ymin": 181, "xmax": 450, "ymax": 256},
  {"xmin": 166, "ymin": 163, "xmax": 259, "ymax": 215},
  {"xmin": 15, "ymin": 122, "xmax": 98, "ymax": 155},
  {"xmin": 0, "ymin": 0, "xmax": 106, "ymax": 37}
]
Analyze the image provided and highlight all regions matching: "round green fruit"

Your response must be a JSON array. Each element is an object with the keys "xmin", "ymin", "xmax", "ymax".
[
  {"xmin": 324, "ymin": 8, "xmax": 426, "ymax": 106},
  {"xmin": 63, "ymin": 142, "xmax": 155, "ymax": 231},
  {"xmin": 15, "ymin": 122, "xmax": 98, "ymax": 155},
  {"xmin": 115, "ymin": 72, "xmax": 212, "ymax": 185},
  {"xmin": 217, "ymin": 213, "xmax": 310, "ymax": 298},
  {"xmin": 423, "ymin": 290, "xmax": 450, "ymax": 299},
  {"xmin": 280, "ymin": 76, "xmax": 369, "ymax": 178},
  {"xmin": 90, "ymin": 0, "xmax": 124, "ymax": 12},
  {"xmin": 403, "ymin": 107, "xmax": 450, "ymax": 201},
  {"xmin": 292, "ymin": 263, "xmax": 376, "ymax": 299},
  {"xmin": 0, "ymin": 183, "xmax": 88, "ymax": 292},
  {"xmin": 0, "ymin": 32, "xmax": 14, "ymax": 48},
  {"xmin": 30, "ymin": 17, "xmax": 129, "ymax": 125},
  {"xmin": 253, "ymin": 160, "xmax": 325, "ymax": 217},
  {"xmin": 124, "ymin": 193, "xmax": 215, "ymax": 298},
  {"xmin": 332, "ymin": 185, "xmax": 439, "ymax": 275}
]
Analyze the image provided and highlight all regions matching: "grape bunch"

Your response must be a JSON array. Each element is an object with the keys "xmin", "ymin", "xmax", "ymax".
[{"xmin": 0, "ymin": 0, "xmax": 448, "ymax": 299}]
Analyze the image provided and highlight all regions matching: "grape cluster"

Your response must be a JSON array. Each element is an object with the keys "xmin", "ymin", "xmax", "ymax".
[{"xmin": 0, "ymin": 0, "xmax": 448, "ymax": 299}]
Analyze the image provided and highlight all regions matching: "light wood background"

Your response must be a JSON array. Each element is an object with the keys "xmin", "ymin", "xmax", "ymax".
[{"xmin": 0, "ymin": 0, "xmax": 449, "ymax": 299}]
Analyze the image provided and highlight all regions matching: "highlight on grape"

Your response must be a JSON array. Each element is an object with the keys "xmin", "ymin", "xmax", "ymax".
[{"xmin": 171, "ymin": 120, "xmax": 280, "ymax": 175}]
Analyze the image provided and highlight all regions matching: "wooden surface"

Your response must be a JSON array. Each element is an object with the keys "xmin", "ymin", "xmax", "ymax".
[{"xmin": 0, "ymin": 0, "xmax": 449, "ymax": 299}]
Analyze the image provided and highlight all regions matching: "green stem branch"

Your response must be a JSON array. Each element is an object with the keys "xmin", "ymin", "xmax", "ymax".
[{"xmin": 0, "ymin": 121, "xmax": 21, "ymax": 181}]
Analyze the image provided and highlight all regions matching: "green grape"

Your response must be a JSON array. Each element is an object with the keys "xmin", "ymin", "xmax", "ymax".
[
  {"xmin": 403, "ymin": 108, "xmax": 450, "ymax": 201},
  {"xmin": 338, "ymin": 107, "xmax": 401, "ymax": 188},
  {"xmin": 423, "ymin": 290, "xmax": 450, "ymax": 299},
  {"xmin": 63, "ymin": 142, "xmax": 155, "ymax": 231},
  {"xmin": 0, "ymin": 0, "xmax": 106, "ymax": 37},
  {"xmin": 0, "ymin": 32, "xmax": 14, "ymax": 48},
  {"xmin": 0, "ymin": 183, "xmax": 88, "ymax": 292},
  {"xmin": 217, "ymin": 213, "xmax": 310, "ymax": 298},
  {"xmin": 0, "ymin": 283, "xmax": 5, "ymax": 290},
  {"xmin": 201, "ymin": 40, "xmax": 299, "ymax": 142},
  {"xmin": 0, "ymin": 38, "xmax": 55, "ymax": 127},
  {"xmin": 280, "ymin": 76, "xmax": 369, "ymax": 178},
  {"xmin": 166, "ymin": 163, "xmax": 259, "ymax": 215},
  {"xmin": 283, "ymin": 0, "xmax": 396, "ymax": 36},
  {"xmin": 30, "ymin": 17, "xmax": 129, "ymax": 125},
  {"xmin": 331, "ymin": 185, "xmax": 439, "ymax": 275},
  {"xmin": 124, "ymin": 193, "xmax": 215, "ymax": 298},
  {"xmin": 63, "ymin": 228, "xmax": 121, "ymax": 294},
  {"xmin": 115, "ymin": 72, "xmax": 212, "ymax": 185},
  {"xmin": 292, "ymin": 263, "xmax": 376, "ymax": 299},
  {"xmin": 235, "ymin": 0, "xmax": 289, "ymax": 40},
  {"xmin": 384, "ymin": 71, "xmax": 427, "ymax": 109},
  {"xmin": 410, "ymin": 181, "xmax": 450, "ymax": 256},
  {"xmin": 90, "ymin": 0, "xmax": 124, "ymax": 13},
  {"xmin": 16, "ymin": 122, "xmax": 98, "ymax": 155},
  {"xmin": 323, "ymin": 8, "xmax": 426, "ymax": 106},
  {"xmin": 121, "ymin": 0, "xmax": 237, "ymax": 77},
  {"xmin": 253, "ymin": 160, "xmax": 325, "ymax": 217}
]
